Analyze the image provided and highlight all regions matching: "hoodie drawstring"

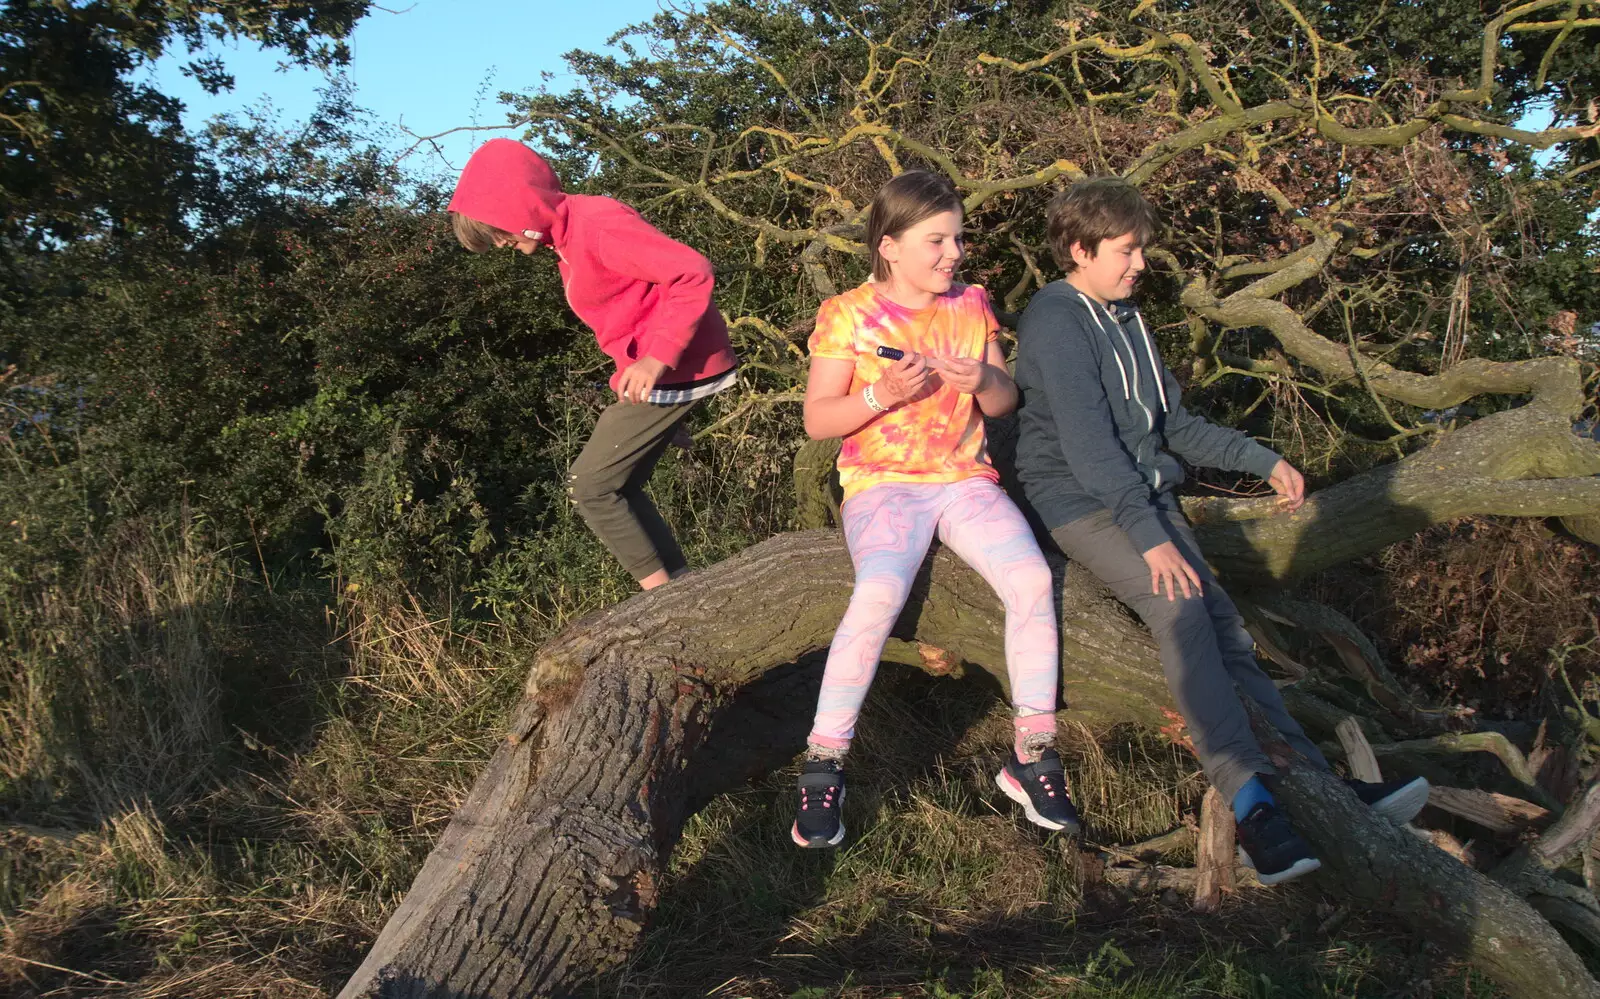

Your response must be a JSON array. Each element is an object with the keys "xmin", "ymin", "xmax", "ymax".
[
  {"xmin": 1134, "ymin": 311, "xmax": 1169, "ymax": 414},
  {"xmin": 1075, "ymin": 293, "xmax": 1132, "ymax": 402},
  {"xmin": 1077, "ymin": 292, "xmax": 1158, "ymax": 431}
]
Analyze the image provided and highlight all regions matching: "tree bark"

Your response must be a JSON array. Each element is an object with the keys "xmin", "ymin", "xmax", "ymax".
[
  {"xmin": 1192, "ymin": 787, "xmax": 1234, "ymax": 913},
  {"xmin": 1185, "ymin": 396, "xmax": 1600, "ymax": 582}
]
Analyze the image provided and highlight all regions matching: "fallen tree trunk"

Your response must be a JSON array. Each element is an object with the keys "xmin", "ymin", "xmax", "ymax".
[
  {"xmin": 338, "ymin": 523, "xmax": 1600, "ymax": 999},
  {"xmin": 341, "ymin": 319, "xmax": 1600, "ymax": 998},
  {"xmin": 1185, "ymin": 394, "xmax": 1600, "ymax": 581},
  {"xmin": 337, "ymin": 532, "xmax": 1180, "ymax": 996}
]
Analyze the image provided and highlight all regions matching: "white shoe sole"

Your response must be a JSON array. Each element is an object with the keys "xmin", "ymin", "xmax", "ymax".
[
  {"xmin": 1368, "ymin": 777, "xmax": 1430, "ymax": 824},
  {"xmin": 995, "ymin": 769, "xmax": 1078, "ymax": 833},
  {"xmin": 791, "ymin": 787, "xmax": 846, "ymax": 848},
  {"xmin": 1237, "ymin": 844, "xmax": 1322, "ymax": 886}
]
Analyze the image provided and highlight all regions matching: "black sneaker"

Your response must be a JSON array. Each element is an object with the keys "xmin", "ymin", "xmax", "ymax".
[
  {"xmin": 1346, "ymin": 776, "xmax": 1430, "ymax": 824},
  {"xmin": 995, "ymin": 748, "xmax": 1082, "ymax": 834},
  {"xmin": 1235, "ymin": 802, "xmax": 1321, "ymax": 886},
  {"xmin": 791, "ymin": 758, "xmax": 846, "ymax": 848}
]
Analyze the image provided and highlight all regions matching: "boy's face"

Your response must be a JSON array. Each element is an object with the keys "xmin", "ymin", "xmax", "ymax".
[
  {"xmin": 878, "ymin": 209, "xmax": 964, "ymax": 296},
  {"xmin": 1068, "ymin": 231, "xmax": 1144, "ymax": 304},
  {"xmin": 492, "ymin": 230, "xmax": 543, "ymax": 255}
]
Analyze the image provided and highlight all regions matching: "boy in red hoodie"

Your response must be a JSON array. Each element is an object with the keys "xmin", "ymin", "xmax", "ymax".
[{"xmin": 449, "ymin": 139, "xmax": 739, "ymax": 590}]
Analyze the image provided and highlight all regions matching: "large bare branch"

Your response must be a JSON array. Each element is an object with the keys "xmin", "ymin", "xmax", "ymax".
[{"xmin": 1180, "ymin": 231, "xmax": 1594, "ymax": 415}]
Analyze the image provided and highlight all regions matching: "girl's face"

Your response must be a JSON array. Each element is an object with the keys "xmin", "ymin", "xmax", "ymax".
[
  {"xmin": 1070, "ymin": 231, "xmax": 1145, "ymax": 303},
  {"xmin": 493, "ymin": 230, "xmax": 542, "ymax": 255},
  {"xmin": 878, "ymin": 209, "xmax": 964, "ymax": 296}
]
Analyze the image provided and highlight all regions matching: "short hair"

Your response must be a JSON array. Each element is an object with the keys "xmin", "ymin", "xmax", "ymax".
[
  {"xmin": 866, "ymin": 170, "xmax": 964, "ymax": 282},
  {"xmin": 1046, "ymin": 178, "xmax": 1160, "ymax": 273},
  {"xmin": 450, "ymin": 211, "xmax": 511, "ymax": 254}
]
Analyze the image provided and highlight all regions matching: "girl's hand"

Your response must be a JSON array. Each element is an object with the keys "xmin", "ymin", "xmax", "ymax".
[
  {"xmin": 1267, "ymin": 459, "xmax": 1306, "ymax": 512},
  {"xmin": 874, "ymin": 352, "xmax": 930, "ymax": 407},
  {"xmin": 928, "ymin": 356, "xmax": 990, "ymax": 395},
  {"xmin": 617, "ymin": 356, "xmax": 668, "ymax": 403}
]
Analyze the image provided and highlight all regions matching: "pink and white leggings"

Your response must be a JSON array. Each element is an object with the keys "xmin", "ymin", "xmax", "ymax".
[{"xmin": 808, "ymin": 477, "xmax": 1060, "ymax": 759}]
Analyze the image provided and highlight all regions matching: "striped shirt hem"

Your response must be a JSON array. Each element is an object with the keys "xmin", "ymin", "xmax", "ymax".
[{"xmin": 647, "ymin": 367, "xmax": 740, "ymax": 405}]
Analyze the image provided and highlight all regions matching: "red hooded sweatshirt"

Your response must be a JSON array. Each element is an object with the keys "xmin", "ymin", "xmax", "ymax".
[{"xmin": 448, "ymin": 139, "xmax": 737, "ymax": 392}]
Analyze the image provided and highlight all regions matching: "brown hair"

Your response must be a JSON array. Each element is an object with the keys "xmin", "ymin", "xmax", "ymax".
[
  {"xmin": 1046, "ymin": 178, "xmax": 1159, "ymax": 273},
  {"xmin": 450, "ymin": 211, "xmax": 512, "ymax": 254},
  {"xmin": 866, "ymin": 170, "xmax": 963, "ymax": 282}
]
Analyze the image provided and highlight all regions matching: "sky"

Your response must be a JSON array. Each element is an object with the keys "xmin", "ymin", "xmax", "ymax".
[{"xmin": 140, "ymin": 0, "xmax": 674, "ymax": 183}]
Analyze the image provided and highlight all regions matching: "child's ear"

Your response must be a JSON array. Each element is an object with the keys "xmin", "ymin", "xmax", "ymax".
[
  {"xmin": 877, "ymin": 233, "xmax": 898, "ymax": 264},
  {"xmin": 1070, "ymin": 240, "xmax": 1095, "ymax": 268}
]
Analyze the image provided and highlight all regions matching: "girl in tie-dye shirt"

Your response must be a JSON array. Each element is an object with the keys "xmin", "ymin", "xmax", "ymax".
[{"xmin": 790, "ymin": 171, "xmax": 1081, "ymax": 849}]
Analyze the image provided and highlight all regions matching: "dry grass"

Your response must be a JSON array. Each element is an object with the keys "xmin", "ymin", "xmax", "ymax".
[
  {"xmin": 0, "ymin": 519, "xmax": 1511, "ymax": 999},
  {"xmin": 0, "ymin": 511, "xmax": 527, "ymax": 997},
  {"xmin": 0, "ymin": 511, "xmax": 232, "ymax": 817}
]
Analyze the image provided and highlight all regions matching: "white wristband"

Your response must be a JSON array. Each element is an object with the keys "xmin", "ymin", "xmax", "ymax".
[{"xmin": 863, "ymin": 383, "xmax": 887, "ymax": 413}]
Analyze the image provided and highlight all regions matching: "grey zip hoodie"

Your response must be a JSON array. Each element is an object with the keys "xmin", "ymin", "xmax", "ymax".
[{"xmin": 1013, "ymin": 280, "xmax": 1282, "ymax": 554}]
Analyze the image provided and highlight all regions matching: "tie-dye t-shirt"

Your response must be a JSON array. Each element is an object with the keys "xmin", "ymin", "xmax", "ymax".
[{"xmin": 807, "ymin": 281, "xmax": 1002, "ymax": 501}]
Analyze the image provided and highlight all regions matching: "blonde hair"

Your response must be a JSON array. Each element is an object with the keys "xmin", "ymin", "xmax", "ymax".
[
  {"xmin": 866, "ymin": 171, "xmax": 963, "ymax": 282},
  {"xmin": 449, "ymin": 211, "xmax": 512, "ymax": 254}
]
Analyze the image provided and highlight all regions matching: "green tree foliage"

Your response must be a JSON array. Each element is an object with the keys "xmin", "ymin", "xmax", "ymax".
[
  {"xmin": 0, "ymin": 0, "xmax": 369, "ymax": 255},
  {"xmin": 3, "ymin": 0, "xmax": 1597, "ymax": 615}
]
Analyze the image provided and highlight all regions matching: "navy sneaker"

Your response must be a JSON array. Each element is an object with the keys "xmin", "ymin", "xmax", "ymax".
[
  {"xmin": 1235, "ymin": 802, "xmax": 1321, "ymax": 886},
  {"xmin": 791, "ymin": 758, "xmax": 846, "ymax": 848},
  {"xmin": 996, "ymin": 748, "xmax": 1082, "ymax": 834},
  {"xmin": 1347, "ymin": 775, "xmax": 1430, "ymax": 824}
]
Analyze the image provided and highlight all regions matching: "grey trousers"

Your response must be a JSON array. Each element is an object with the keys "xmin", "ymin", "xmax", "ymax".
[
  {"xmin": 567, "ymin": 397, "xmax": 697, "ymax": 581},
  {"xmin": 1050, "ymin": 506, "xmax": 1329, "ymax": 803}
]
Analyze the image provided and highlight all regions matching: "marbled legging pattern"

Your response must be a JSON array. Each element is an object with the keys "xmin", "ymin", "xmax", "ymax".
[{"xmin": 809, "ymin": 477, "xmax": 1060, "ymax": 753}]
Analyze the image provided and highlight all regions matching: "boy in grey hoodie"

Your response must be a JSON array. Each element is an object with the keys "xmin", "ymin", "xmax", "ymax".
[{"xmin": 1013, "ymin": 178, "xmax": 1427, "ymax": 885}]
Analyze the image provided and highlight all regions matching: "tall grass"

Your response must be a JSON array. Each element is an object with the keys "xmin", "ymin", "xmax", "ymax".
[
  {"xmin": 0, "ymin": 511, "xmax": 233, "ymax": 818},
  {"xmin": 0, "ymin": 501, "xmax": 531, "ymax": 995}
]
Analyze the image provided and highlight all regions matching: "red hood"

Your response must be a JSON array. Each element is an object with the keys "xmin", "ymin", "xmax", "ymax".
[{"xmin": 448, "ymin": 139, "xmax": 566, "ymax": 245}]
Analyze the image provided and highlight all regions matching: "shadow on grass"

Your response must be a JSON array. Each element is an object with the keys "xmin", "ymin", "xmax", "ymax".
[{"xmin": 588, "ymin": 661, "xmax": 1496, "ymax": 999}]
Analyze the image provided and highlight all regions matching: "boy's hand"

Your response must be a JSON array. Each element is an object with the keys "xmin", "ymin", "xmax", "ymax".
[
  {"xmin": 874, "ymin": 352, "xmax": 930, "ymax": 407},
  {"xmin": 928, "ymin": 356, "xmax": 990, "ymax": 395},
  {"xmin": 1267, "ymin": 459, "xmax": 1306, "ymax": 512},
  {"xmin": 618, "ymin": 356, "xmax": 668, "ymax": 403},
  {"xmin": 1142, "ymin": 541, "xmax": 1204, "ymax": 601}
]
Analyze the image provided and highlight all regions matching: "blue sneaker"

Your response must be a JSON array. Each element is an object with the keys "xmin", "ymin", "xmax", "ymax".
[{"xmin": 1235, "ymin": 802, "xmax": 1321, "ymax": 886}]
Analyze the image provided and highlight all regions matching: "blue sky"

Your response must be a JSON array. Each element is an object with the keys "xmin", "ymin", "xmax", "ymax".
[{"xmin": 141, "ymin": 0, "xmax": 672, "ymax": 182}]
